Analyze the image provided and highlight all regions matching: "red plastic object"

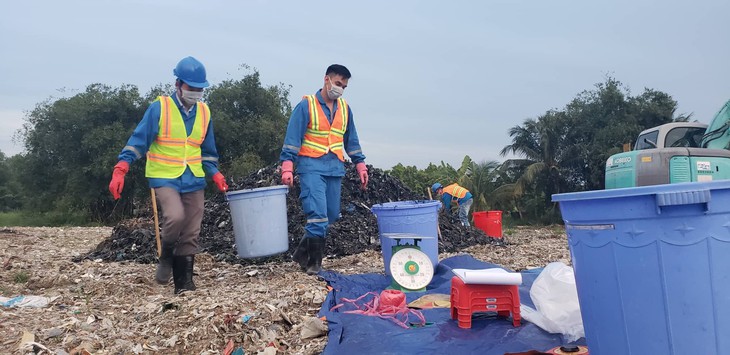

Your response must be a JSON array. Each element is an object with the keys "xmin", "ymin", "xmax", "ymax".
[
  {"xmin": 486, "ymin": 211, "xmax": 503, "ymax": 238},
  {"xmin": 449, "ymin": 275, "xmax": 520, "ymax": 328},
  {"xmin": 473, "ymin": 211, "xmax": 488, "ymax": 230},
  {"xmin": 473, "ymin": 210, "xmax": 503, "ymax": 238}
]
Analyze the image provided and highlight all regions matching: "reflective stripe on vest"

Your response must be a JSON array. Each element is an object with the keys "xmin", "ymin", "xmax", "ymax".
[
  {"xmin": 443, "ymin": 184, "xmax": 468, "ymax": 200},
  {"xmin": 145, "ymin": 96, "xmax": 209, "ymax": 178},
  {"xmin": 298, "ymin": 95, "xmax": 348, "ymax": 162}
]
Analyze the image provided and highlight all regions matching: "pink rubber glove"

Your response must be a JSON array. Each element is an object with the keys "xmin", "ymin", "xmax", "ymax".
[
  {"xmin": 281, "ymin": 160, "xmax": 294, "ymax": 187},
  {"xmin": 108, "ymin": 161, "xmax": 130, "ymax": 200},
  {"xmin": 356, "ymin": 162, "xmax": 368, "ymax": 190},
  {"xmin": 212, "ymin": 172, "xmax": 228, "ymax": 192}
]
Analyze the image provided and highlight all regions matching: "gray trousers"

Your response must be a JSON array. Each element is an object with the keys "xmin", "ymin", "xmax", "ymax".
[
  {"xmin": 155, "ymin": 187, "xmax": 204, "ymax": 256},
  {"xmin": 458, "ymin": 198, "xmax": 473, "ymax": 226}
]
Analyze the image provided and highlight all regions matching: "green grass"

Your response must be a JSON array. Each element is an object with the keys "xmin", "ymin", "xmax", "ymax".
[
  {"xmin": 0, "ymin": 210, "xmax": 91, "ymax": 227},
  {"xmin": 548, "ymin": 224, "xmax": 566, "ymax": 234},
  {"xmin": 13, "ymin": 271, "xmax": 30, "ymax": 283}
]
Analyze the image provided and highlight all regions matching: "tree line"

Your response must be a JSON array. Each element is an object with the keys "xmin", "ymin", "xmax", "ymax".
[
  {"xmin": 0, "ymin": 74, "xmax": 685, "ymax": 225},
  {"xmin": 388, "ymin": 77, "xmax": 687, "ymax": 223},
  {"xmin": 0, "ymin": 70, "xmax": 291, "ymax": 223}
]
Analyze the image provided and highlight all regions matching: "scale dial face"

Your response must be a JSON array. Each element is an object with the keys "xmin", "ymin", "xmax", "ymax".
[{"xmin": 389, "ymin": 247, "xmax": 434, "ymax": 290}]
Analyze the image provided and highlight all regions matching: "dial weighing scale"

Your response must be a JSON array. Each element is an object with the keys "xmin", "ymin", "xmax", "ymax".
[{"xmin": 382, "ymin": 233, "xmax": 435, "ymax": 292}]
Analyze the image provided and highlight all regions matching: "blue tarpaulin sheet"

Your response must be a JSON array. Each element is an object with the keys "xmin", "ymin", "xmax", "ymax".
[{"xmin": 318, "ymin": 255, "xmax": 586, "ymax": 355}]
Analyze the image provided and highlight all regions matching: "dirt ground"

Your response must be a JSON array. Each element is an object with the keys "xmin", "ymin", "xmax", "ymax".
[{"xmin": 0, "ymin": 225, "xmax": 571, "ymax": 354}]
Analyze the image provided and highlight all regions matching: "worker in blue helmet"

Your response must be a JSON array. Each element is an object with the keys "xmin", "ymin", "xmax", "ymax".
[
  {"xmin": 432, "ymin": 182, "xmax": 473, "ymax": 226},
  {"xmin": 108, "ymin": 56, "xmax": 228, "ymax": 294},
  {"xmin": 173, "ymin": 56, "xmax": 210, "ymax": 90}
]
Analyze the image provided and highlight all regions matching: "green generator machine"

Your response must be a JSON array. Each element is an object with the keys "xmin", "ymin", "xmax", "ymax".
[{"xmin": 605, "ymin": 100, "xmax": 730, "ymax": 189}]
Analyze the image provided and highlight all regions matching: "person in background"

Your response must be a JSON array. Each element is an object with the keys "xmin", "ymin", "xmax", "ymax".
[
  {"xmin": 432, "ymin": 182, "xmax": 473, "ymax": 226},
  {"xmin": 108, "ymin": 56, "xmax": 228, "ymax": 294},
  {"xmin": 279, "ymin": 64, "xmax": 368, "ymax": 275}
]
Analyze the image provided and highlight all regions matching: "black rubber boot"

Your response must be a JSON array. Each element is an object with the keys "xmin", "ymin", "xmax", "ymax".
[
  {"xmin": 173, "ymin": 255, "xmax": 196, "ymax": 294},
  {"xmin": 291, "ymin": 237, "xmax": 310, "ymax": 270},
  {"xmin": 172, "ymin": 257, "xmax": 184, "ymax": 293},
  {"xmin": 155, "ymin": 243, "xmax": 174, "ymax": 284},
  {"xmin": 306, "ymin": 238, "xmax": 325, "ymax": 275}
]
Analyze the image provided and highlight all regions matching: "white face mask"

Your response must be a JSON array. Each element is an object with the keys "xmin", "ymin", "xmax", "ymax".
[
  {"xmin": 326, "ymin": 77, "xmax": 344, "ymax": 100},
  {"xmin": 181, "ymin": 89, "xmax": 203, "ymax": 106}
]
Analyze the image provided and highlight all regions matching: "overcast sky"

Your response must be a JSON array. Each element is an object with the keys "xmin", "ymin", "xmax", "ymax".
[{"xmin": 2, "ymin": 0, "xmax": 729, "ymax": 170}]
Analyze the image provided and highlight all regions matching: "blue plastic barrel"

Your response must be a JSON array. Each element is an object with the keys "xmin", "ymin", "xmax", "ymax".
[
  {"xmin": 553, "ymin": 181, "xmax": 730, "ymax": 355},
  {"xmin": 371, "ymin": 200, "xmax": 441, "ymax": 275},
  {"xmin": 226, "ymin": 185, "xmax": 289, "ymax": 258}
]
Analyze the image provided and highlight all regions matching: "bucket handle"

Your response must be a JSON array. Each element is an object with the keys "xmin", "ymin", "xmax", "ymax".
[{"xmin": 655, "ymin": 190, "xmax": 711, "ymax": 214}]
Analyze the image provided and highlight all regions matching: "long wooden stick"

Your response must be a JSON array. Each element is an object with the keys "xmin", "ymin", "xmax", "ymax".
[
  {"xmin": 150, "ymin": 188, "xmax": 162, "ymax": 258},
  {"xmin": 427, "ymin": 187, "xmax": 442, "ymax": 239}
]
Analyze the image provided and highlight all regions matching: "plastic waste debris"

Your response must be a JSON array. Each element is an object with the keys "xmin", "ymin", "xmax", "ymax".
[
  {"xmin": 520, "ymin": 262, "xmax": 585, "ymax": 342},
  {"xmin": 0, "ymin": 295, "xmax": 58, "ymax": 308}
]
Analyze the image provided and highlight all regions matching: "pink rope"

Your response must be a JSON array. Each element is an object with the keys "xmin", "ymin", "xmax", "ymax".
[{"xmin": 331, "ymin": 290, "xmax": 427, "ymax": 329}]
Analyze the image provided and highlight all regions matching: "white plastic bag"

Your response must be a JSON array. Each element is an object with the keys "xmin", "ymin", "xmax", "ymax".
[
  {"xmin": 520, "ymin": 262, "xmax": 585, "ymax": 342},
  {"xmin": 0, "ymin": 295, "xmax": 58, "ymax": 308}
]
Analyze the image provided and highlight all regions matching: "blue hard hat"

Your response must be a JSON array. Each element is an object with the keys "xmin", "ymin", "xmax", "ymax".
[
  {"xmin": 173, "ymin": 56, "xmax": 209, "ymax": 88},
  {"xmin": 431, "ymin": 183, "xmax": 442, "ymax": 193}
]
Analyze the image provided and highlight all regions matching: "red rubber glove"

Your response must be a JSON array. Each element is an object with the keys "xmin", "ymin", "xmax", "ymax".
[
  {"xmin": 356, "ymin": 162, "xmax": 368, "ymax": 190},
  {"xmin": 212, "ymin": 172, "xmax": 228, "ymax": 192},
  {"xmin": 108, "ymin": 161, "xmax": 130, "ymax": 200},
  {"xmin": 281, "ymin": 160, "xmax": 294, "ymax": 187}
]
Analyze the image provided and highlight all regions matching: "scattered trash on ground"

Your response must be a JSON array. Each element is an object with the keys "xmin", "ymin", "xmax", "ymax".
[{"xmin": 0, "ymin": 165, "xmax": 572, "ymax": 353}]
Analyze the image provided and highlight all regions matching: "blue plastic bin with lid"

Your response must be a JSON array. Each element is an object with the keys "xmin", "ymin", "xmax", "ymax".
[
  {"xmin": 371, "ymin": 200, "xmax": 441, "ymax": 275},
  {"xmin": 552, "ymin": 181, "xmax": 730, "ymax": 355}
]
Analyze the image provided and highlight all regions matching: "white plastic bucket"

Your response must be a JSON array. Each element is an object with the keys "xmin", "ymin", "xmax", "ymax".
[{"xmin": 226, "ymin": 185, "xmax": 289, "ymax": 258}]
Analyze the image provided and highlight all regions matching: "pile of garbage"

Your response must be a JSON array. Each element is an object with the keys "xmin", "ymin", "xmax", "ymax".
[{"xmin": 78, "ymin": 164, "xmax": 496, "ymax": 265}]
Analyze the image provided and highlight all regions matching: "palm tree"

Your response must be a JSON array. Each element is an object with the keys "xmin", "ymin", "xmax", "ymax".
[
  {"xmin": 459, "ymin": 159, "xmax": 501, "ymax": 213},
  {"xmin": 420, "ymin": 156, "xmax": 501, "ymax": 219},
  {"xmin": 498, "ymin": 111, "xmax": 580, "ymax": 210}
]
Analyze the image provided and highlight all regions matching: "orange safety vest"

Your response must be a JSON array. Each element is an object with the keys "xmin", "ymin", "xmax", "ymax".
[
  {"xmin": 145, "ymin": 96, "xmax": 210, "ymax": 178},
  {"xmin": 443, "ymin": 184, "xmax": 469, "ymax": 200},
  {"xmin": 297, "ymin": 95, "xmax": 348, "ymax": 162}
]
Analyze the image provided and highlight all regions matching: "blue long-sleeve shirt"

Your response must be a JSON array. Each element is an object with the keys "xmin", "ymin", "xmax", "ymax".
[
  {"xmin": 279, "ymin": 89, "xmax": 365, "ymax": 176},
  {"xmin": 117, "ymin": 92, "xmax": 220, "ymax": 193}
]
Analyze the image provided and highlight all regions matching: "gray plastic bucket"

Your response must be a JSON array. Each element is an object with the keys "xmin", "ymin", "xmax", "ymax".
[{"xmin": 226, "ymin": 185, "xmax": 289, "ymax": 258}]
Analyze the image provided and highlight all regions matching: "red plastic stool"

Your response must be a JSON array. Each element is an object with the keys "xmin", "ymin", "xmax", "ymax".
[{"xmin": 450, "ymin": 275, "xmax": 521, "ymax": 328}]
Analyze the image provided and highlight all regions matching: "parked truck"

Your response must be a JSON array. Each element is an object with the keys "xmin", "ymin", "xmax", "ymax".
[{"xmin": 605, "ymin": 99, "xmax": 730, "ymax": 189}]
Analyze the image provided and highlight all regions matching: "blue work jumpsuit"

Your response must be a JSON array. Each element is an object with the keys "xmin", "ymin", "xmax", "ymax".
[{"xmin": 279, "ymin": 89, "xmax": 366, "ymax": 239}]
